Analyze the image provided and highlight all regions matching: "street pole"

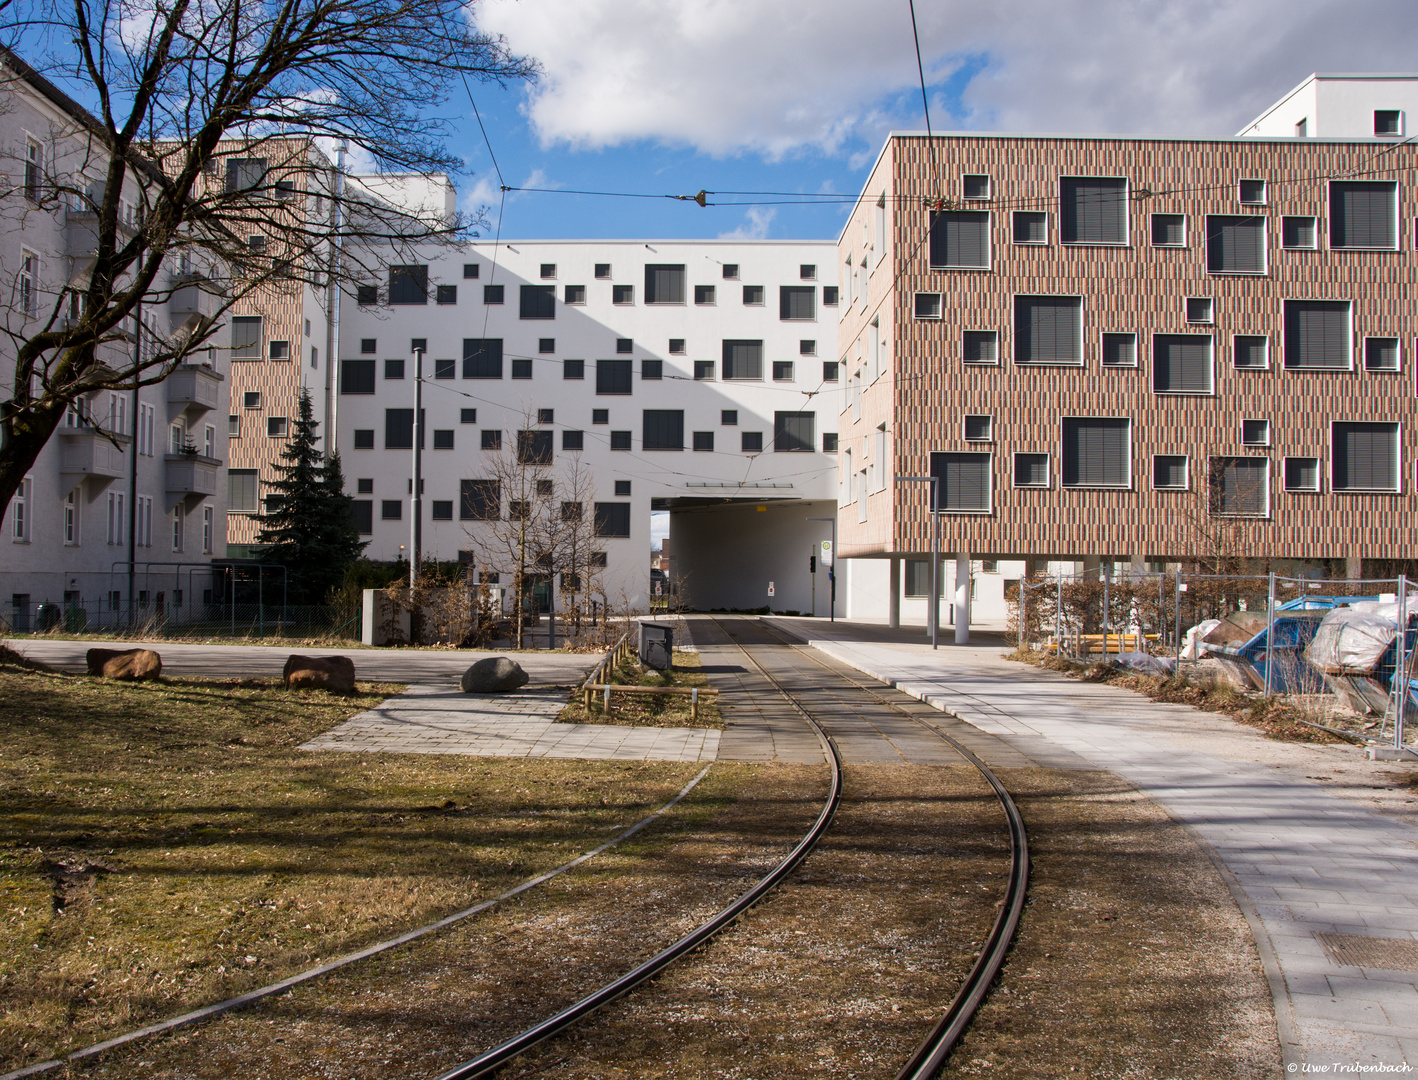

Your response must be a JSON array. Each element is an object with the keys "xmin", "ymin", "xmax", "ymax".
[
  {"xmin": 898, "ymin": 476, "xmax": 940, "ymax": 648},
  {"xmin": 410, "ymin": 346, "xmax": 423, "ymax": 588},
  {"xmin": 806, "ymin": 515, "xmax": 837, "ymax": 622}
]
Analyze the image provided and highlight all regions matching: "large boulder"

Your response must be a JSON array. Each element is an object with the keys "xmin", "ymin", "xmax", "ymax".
[
  {"xmin": 461, "ymin": 656, "xmax": 529, "ymax": 694},
  {"xmin": 283, "ymin": 654, "xmax": 357, "ymax": 694},
  {"xmin": 86, "ymin": 647, "xmax": 162, "ymax": 681}
]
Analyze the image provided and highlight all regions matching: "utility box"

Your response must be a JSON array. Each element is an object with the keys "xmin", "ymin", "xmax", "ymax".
[{"xmin": 638, "ymin": 621, "xmax": 674, "ymax": 670}]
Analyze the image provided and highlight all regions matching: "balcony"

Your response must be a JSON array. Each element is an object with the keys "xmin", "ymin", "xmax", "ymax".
[
  {"xmin": 166, "ymin": 364, "xmax": 224, "ymax": 416},
  {"xmin": 58, "ymin": 425, "xmax": 130, "ymax": 480},
  {"xmin": 64, "ymin": 209, "xmax": 136, "ymax": 275},
  {"xmin": 165, "ymin": 453, "xmax": 220, "ymax": 502},
  {"xmin": 168, "ymin": 272, "xmax": 222, "ymax": 333}
]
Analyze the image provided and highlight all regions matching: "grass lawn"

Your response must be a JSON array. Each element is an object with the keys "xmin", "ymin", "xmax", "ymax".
[
  {"xmin": 0, "ymin": 651, "xmax": 710, "ymax": 1070},
  {"xmin": 558, "ymin": 647, "xmax": 724, "ymax": 729}
]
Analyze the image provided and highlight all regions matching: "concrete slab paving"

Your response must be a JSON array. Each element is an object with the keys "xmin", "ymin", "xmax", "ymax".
[
  {"xmin": 767, "ymin": 615, "xmax": 1418, "ymax": 1071},
  {"xmin": 300, "ymin": 683, "xmax": 719, "ymax": 762}
]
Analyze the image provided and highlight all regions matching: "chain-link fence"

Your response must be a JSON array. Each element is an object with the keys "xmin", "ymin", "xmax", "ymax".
[
  {"xmin": 1014, "ymin": 569, "xmax": 1416, "ymax": 756},
  {"xmin": 1, "ymin": 596, "xmax": 360, "ymax": 642}
]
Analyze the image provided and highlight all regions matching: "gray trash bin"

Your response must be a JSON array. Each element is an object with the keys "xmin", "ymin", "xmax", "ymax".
[
  {"xmin": 638, "ymin": 621, "xmax": 674, "ymax": 670},
  {"xmin": 34, "ymin": 603, "xmax": 61, "ymax": 633}
]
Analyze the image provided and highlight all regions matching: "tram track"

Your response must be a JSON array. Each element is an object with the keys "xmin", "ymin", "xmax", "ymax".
[{"xmin": 433, "ymin": 615, "xmax": 1029, "ymax": 1080}]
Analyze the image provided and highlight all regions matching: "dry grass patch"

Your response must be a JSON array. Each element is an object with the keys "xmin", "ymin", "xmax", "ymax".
[
  {"xmin": 0, "ymin": 654, "xmax": 708, "ymax": 1073},
  {"xmin": 559, "ymin": 647, "xmax": 723, "ymax": 729}
]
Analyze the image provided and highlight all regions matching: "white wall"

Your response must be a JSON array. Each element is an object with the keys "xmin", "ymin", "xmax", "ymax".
[{"xmin": 1240, "ymin": 75, "xmax": 1418, "ymax": 137}]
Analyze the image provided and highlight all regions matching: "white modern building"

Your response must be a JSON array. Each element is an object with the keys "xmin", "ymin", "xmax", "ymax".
[
  {"xmin": 1238, "ymin": 74, "xmax": 1418, "ymax": 138},
  {"xmin": 335, "ymin": 239, "xmax": 846, "ymax": 615},
  {"xmin": 0, "ymin": 46, "xmax": 229, "ymax": 629}
]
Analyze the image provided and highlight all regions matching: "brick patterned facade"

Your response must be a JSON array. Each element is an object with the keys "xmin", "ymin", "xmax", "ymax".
[{"xmin": 837, "ymin": 134, "xmax": 1418, "ymax": 562}]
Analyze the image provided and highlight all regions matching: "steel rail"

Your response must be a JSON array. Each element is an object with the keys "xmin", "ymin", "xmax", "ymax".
[
  {"xmin": 431, "ymin": 622, "xmax": 843, "ymax": 1080},
  {"xmin": 732, "ymin": 618, "xmax": 1031, "ymax": 1080}
]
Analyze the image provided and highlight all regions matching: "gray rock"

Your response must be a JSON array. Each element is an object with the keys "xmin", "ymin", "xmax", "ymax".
[{"xmin": 461, "ymin": 656, "xmax": 529, "ymax": 693}]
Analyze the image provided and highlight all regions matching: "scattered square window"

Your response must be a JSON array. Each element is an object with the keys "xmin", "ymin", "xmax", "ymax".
[
  {"xmin": 1238, "ymin": 179, "xmax": 1267, "ymax": 205},
  {"xmin": 360, "ymin": 338, "xmax": 377, "ymax": 354},
  {"xmin": 693, "ymin": 431, "xmax": 714, "ymax": 451},
  {"xmin": 614, "ymin": 480, "xmax": 631, "ymax": 496},
  {"xmin": 721, "ymin": 410, "xmax": 738, "ymax": 425},
  {"xmin": 612, "ymin": 284, "xmax": 634, "ymax": 304},
  {"xmin": 595, "ymin": 263, "xmax": 611, "ymax": 279},
  {"xmin": 616, "ymin": 338, "xmax": 633, "ymax": 355},
  {"xmin": 593, "ymin": 409, "xmax": 609, "ymax": 424},
  {"xmin": 1285, "ymin": 456, "xmax": 1320, "ymax": 492},
  {"xmin": 1209, "ymin": 457, "xmax": 1269, "ymax": 516},
  {"xmin": 564, "ymin": 284, "xmax": 586, "ymax": 304},
  {"xmin": 511, "ymin": 359, "xmax": 532, "ymax": 379},
  {"xmin": 1012, "ymin": 211, "xmax": 1047, "ymax": 244},
  {"xmin": 562, "ymin": 430, "xmax": 584, "ymax": 450},
  {"xmin": 1014, "ymin": 452, "xmax": 1050, "ymax": 488},
  {"xmin": 963, "ymin": 330, "xmax": 999, "ymax": 365},
  {"xmin": 462, "ymin": 339, "xmax": 503, "ymax": 380},
  {"xmin": 1153, "ymin": 455, "xmax": 1189, "ymax": 490},
  {"xmin": 597, "ymin": 359, "xmax": 632, "ymax": 394},
  {"xmin": 1330, "ymin": 181, "xmax": 1397, "ymax": 249},
  {"xmin": 1060, "ymin": 177, "xmax": 1127, "ymax": 244},
  {"xmin": 431, "ymin": 501, "xmax": 453, "ymax": 521},
  {"xmin": 1242, "ymin": 418, "xmax": 1271, "ymax": 446},
  {"xmin": 1153, "ymin": 334, "xmax": 1214, "ymax": 393},
  {"xmin": 1014, "ymin": 295, "xmax": 1083, "ymax": 364},
  {"xmin": 267, "ymin": 416, "xmax": 288, "ymax": 438},
  {"xmin": 800, "ymin": 340, "xmax": 816, "ymax": 356},
  {"xmin": 822, "ymin": 433, "xmax": 838, "ymax": 452},
  {"xmin": 483, "ymin": 284, "xmax": 504, "ymax": 304},
  {"xmin": 669, "ymin": 339, "xmax": 685, "ymax": 354},
  {"xmin": 481, "ymin": 429, "xmax": 501, "ymax": 450},
  {"xmin": 433, "ymin": 429, "xmax": 454, "ymax": 449},
  {"xmin": 1061, "ymin": 417, "xmax": 1131, "ymax": 488},
  {"xmin": 268, "ymin": 340, "xmax": 290, "ymax": 360},
  {"xmin": 538, "ymin": 408, "xmax": 554, "ymax": 424},
  {"xmin": 1101, "ymin": 332, "xmax": 1137, "ymax": 367},
  {"xmin": 228, "ymin": 413, "xmax": 240, "ymax": 437},
  {"xmin": 243, "ymin": 391, "xmax": 261, "ymax": 409},
  {"xmin": 1185, "ymin": 297, "xmax": 1213, "ymax": 324},
  {"xmin": 695, "ymin": 285, "xmax": 716, "ymax": 304},
  {"xmin": 1365, "ymin": 336, "xmax": 1400, "ymax": 371},
  {"xmin": 563, "ymin": 359, "xmax": 585, "ymax": 380},
  {"xmin": 434, "ymin": 358, "xmax": 456, "ymax": 379},
  {"xmin": 593, "ymin": 503, "xmax": 631, "ymax": 538},
  {"xmin": 741, "ymin": 431, "xmax": 763, "ymax": 452},
  {"xmin": 381, "ymin": 500, "xmax": 402, "ymax": 521},
  {"xmin": 1282, "ymin": 216, "xmax": 1317, "ymax": 249},
  {"xmin": 722, "ymin": 340, "xmax": 763, "ymax": 380},
  {"xmin": 914, "ymin": 292, "xmax": 942, "ymax": 319},
  {"xmin": 436, "ymin": 285, "xmax": 457, "ymax": 304},
  {"xmin": 540, "ymin": 263, "xmax": 556, "ymax": 279},
  {"xmin": 642, "ymin": 360, "xmax": 663, "ymax": 380},
  {"xmin": 929, "ymin": 210, "xmax": 990, "ymax": 268},
  {"xmin": 929, "ymin": 451, "xmax": 993, "ymax": 511},
  {"xmin": 722, "ymin": 264, "xmax": 739, "ymax": 280},
  {"xmin": 962, "ymin": 174, "xmax": 990, "ymax": 199},
  {"xmin": 645, "ymin": 264, "xmax": 685, "ymax": 304},
  {"xmin": 822, "ymin": 286, "xmax": 839, "ymax": 305},
  {"xmin": 694, "ymin": 361, "xmax": 715, "ymax": 380},
  {"xmin": 610, "ymin": 430, "xmax": 631, "ymax": 451},
  {"xmin": 539, "ymin": 338, "xmax": 555, "ymax": 354},
  {"xmin": 742, "ymin": 285, "xmax": 764, "ymax": 305},
  {"xmin": 822, "ymin": 361, "xmax": 839, "ymax": 382},
  {"xmin": 1207, "ymin": 216, "xmax": 1266, "ymax": 274},
  {"xmin": 463, "ymin": 264, "xmax": 479, "ymax": 279},
  {"xmin": 1284, "ymin": 299, "xmax": 1351, "ymax": 369},
  {"xmin": 1151, "ymin": 214, "xmax": 1186, "ymax": 247},
  {"xmin": 773, "ymin": 361, "xmax": 794, "ymax": 381},
  {"xmin": 357, "ymin": 285, "xmax": 378, "ymax": 305},
  {"xmin": 356, "ymin": 478, "xmax": 374, "ymax": 494},
  {"xmin": 460, "ymin": 408, "xmax": 477, "ymax": 423},
  {"xmin": 385, "ymin": 358, "xmax": 404, "ymax": 380},
  {"xmin": 780, "ymin": 286, "xmax": 816, "ymax": 320},
  {"xmin": 964, "ymin": 415, "xmax": 993, "ymax": 442},
  {"xmin": 1234, "ymin": 335, "xmax": 1269, "ymax": 369},
  {"xmin": 1375, "ymin": 109, "xmax": 1402, "ymax": 136},
  {"xmin": 353, "ymin": 429, "xmax": 374, "ymax": 449}
]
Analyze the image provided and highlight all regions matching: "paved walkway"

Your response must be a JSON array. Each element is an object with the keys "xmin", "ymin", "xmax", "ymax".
[
  {"xmin": 301, "ymin": 683, "xmax": 720, "ymax": 762},
  {"xmin": 767, "ymin": 616, "xmax": 1418, "ymax": 1070}
]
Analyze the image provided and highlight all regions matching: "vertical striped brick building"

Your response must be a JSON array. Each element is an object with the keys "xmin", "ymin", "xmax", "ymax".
[{"xmin": 836, "ymin": 131, "xmax": 1418, "ymax": 575}]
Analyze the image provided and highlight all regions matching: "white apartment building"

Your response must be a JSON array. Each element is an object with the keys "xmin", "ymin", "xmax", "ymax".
[
  {"xmin": 335, "ymin": 239, "xmax": 845, "ymax": 615},
  {"xmin": 0, "ymin": 47, "xmax": 229, "ymax": 629}
]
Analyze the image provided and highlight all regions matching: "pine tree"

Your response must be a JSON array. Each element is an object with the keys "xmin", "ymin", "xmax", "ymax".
[{"xmin": 256, "ymin": 390, "xmax": 366, "ymax": 603}]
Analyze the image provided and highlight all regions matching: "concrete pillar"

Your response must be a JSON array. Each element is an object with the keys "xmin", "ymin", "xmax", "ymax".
[
  {"xmin": 954, "ymin": 553, "xmax": 971, "ymax": 644},
  {"xmin": 1346, "ymin": 555, "xmax": 1363, "ymax": 582},
  {"xmin": 888, "ymin": 557, "xmax": 901, "ymax": 628}
]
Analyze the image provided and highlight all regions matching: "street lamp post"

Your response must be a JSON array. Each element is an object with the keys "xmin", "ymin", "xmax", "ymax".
[
  {"xmin": 898, "ymin": 475, "xmax": 940, "ymax": 649},
  {"xmin": 410, "ymin": 345, "xmax": 424, "ymax": 588},
  {"xmin": 806, "ymin": 515, "xmax": 837, "ymax": 622}
]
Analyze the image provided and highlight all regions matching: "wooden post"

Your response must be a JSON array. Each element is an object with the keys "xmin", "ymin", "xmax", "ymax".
[
  {"xmin": 691, "ymin": 686, "xmax": 699, "ymax": 722},
  {"xmin": 604, "ymin": 685, "xmax": 612, "ymax": 715}
]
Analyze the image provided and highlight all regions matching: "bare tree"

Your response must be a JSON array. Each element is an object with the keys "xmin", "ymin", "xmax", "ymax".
[{"xmin": 0, "ymin": 1, "xmax": 536, "ymax": 519}]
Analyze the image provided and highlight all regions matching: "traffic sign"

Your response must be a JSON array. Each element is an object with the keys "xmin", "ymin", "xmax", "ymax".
[
  {"xmin": 767, "ymin": 581, "xmax": 776, "ymax": 597},
  {"xmin": 819, "ymin": 539, "xmax": 833, "ymax": 567}
]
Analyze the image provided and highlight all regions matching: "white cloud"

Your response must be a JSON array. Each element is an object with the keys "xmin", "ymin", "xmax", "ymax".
[
  {"xmin": 473, "ymin": 0, "xmax": 1418, "ymax": 155},
  {"xmin": 717, "ymin": 205, "xmax": 775, "ymax": 239}
]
